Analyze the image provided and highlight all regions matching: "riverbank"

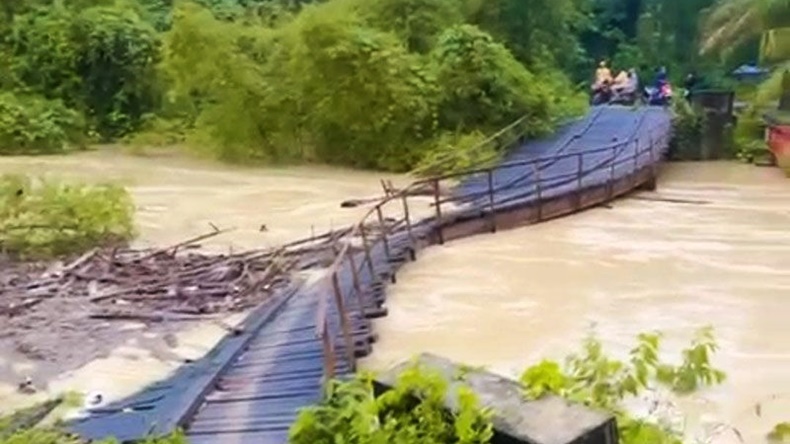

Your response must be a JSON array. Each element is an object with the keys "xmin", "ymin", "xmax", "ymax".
[
  {"xmin": 362, "ymin": 161, "xmax": 790, "ymax": 443},
  {"xmin": 0, "ymin": 148, "xmax": 416, "ymax": 415}
]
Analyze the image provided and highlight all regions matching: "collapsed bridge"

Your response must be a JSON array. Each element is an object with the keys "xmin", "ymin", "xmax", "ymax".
[{"xmin": 70, "ymin": 104, "xmax": 673, "ymax": 443}]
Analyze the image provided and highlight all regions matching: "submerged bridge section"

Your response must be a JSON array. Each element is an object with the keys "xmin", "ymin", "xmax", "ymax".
[{"xmin": 70, "ymin": 105, "xmax": 672, "ymax": 444}]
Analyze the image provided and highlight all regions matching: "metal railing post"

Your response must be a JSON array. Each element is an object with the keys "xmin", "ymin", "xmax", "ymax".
[
  {"xmin": 576, "ymin": 153, "xmax": 583, "ymax": 208},
  {"xmin": 649, "ymin": 135, "xmax": 657, "ymax": 179},
  {"xmin": 320, "ymin": 320, "xmax": 335, "ymax": 379},
  {"xmin": 608, "ymin": 145, "xmax": 616, "ymax": 199},
  {"xmin": 487, "ymin": 169, "xmax": 496, "ymax": 232},
  {"xmin": 346, "ymin": 251, "xmax": 365, "ymax": 317},
  {"xmin": 375, "ymin": 206, "xmax": 391, "ymax": 261},
  {"xmin": 359, "ymin": 225, "xmax": 375, "ymax": 279},
  {"xmin": 433, "ymin": 178, "xmax": 444, "ymax": 244},
  {"xmin": 401, "ymin": 194, "xmax": 416, "ymax": 260},
  {"xmin": 331, "ymin": 272, "xmax": 356, "ymax": 371},
  {"xmin": 533, "ymin": 162, "xmax": 542, "ymax": 220}
]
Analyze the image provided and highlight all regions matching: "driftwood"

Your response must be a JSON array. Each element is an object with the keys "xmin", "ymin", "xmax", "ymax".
[
  {"xmin": 0, "ymin": 228, "xmax": 335, "ymax": 320},
  {"xmin": 340, "ymin": 180, "xmax": 453, "ymax": 208},
  {"xmin": 628, "ymin": 194, "xmax": 710, "ymax": 205}
]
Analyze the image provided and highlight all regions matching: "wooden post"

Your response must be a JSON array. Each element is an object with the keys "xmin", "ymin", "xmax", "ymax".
[
  {"xmin": 332, "ymin": 273, "xmax": 356, "ymax": 371},
  {"xmin": 487, "ymin": 169, "xmax": 496, "ymax": 232},
  {"xmin": 433, "ymin": 178, "xmax": 444, "ymax": 245},
  {"xmin": 375, "ymin": 206, "xmax": 391, "ymax": 261}
]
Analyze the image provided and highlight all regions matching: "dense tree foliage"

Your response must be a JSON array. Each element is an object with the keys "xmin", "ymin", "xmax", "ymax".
[
  {"xmin": 0, "ymin": 0, "xmax": 774, "ymax": 172},
  {"xmin": 0, "ymin": 0, "xmax": 588, "ymax": 172},
  {"xmin": 699, "ymin": 0, "xmax": 790, "ymax": 165}
]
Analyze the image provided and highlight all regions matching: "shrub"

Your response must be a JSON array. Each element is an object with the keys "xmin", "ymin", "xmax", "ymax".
[
  {"xmin": 411, "ymin": 130, "xmax": 497, "ymax": 177},
  {"xmin": 0, "ymin": 174, "xmax": 136, "ymax": 259},
  {"xmin": 289, "ymin": 362, "xmax": 494, "ymax": 443},
  {"xmin": 520, "ymin": 326, "xmax": 726, "ymax": 444},
  {"xmin": 9, "ymin": 4, "xmax": 160, "ymax": 139},
  {"xmin": 668, "ymin": 99, "xmax": 704, "ymax": 160},
  {"xmin": 0, "ymin": 92, "xmax": 85, "ymax": 155}
]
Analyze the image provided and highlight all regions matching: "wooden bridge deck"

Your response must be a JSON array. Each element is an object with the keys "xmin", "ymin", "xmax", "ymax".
[{"xmin": 69, "ymin": 105, "xmax": 672, "ymax": 443}]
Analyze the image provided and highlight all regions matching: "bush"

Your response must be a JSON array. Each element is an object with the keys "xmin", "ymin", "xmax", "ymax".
[
  {"xmin": 0, "ymin": 174, "xmax": 136, "ymax": 259},
  {"xmin": 289, "ymin": 327, "xmax": 728, "ymax": 444},
  {"xmin": 123, "ymin": 114, "xmax": 188, "ymax": 152},
  {"xmin": 289, "ymin": 362, "xmax": 493, "ymax": 443},
  {"xmin": 733, "ymin": 110, "xmax": 769, "ymax": 162},
  {"xmin": 520, "ymin": 326, "xmax": 726, "ymax": 444},
  {"xmin": 0, "ymin": 92, "xmax": 85, "ymax": 155},
  {"xmin": 668, "ymin": 100, "xmax": 704, "ymax": 160},
  {"xmin": 155, "ymin": 1, "xmax": 581, "ymax": 173},
  {"xmin": 412, "ymin": 130, "xmax": 496, "ymax": 177},
  {"xmin": 768, "ymin": 422, "xmax": 790, "ymax": 442},
  {"xmin": 9, "ymin": 4, "xmax": 160, "ymax": 139}
]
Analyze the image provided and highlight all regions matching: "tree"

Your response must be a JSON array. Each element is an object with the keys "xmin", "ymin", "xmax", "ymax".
[
  {"xmin": 355, "ymin": 0, "xmax": 463, "ymax": 54},
  {"xmin": 8, "ymin": 2, "xmax": 160, "ymax": 138},
  {"xmin": 700, "ymin": 0, "xmax": 790, "ymax": 59}
]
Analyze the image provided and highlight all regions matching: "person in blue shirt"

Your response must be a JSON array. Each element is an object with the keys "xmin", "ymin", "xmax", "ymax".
[{"xmin": 654, "ymin": 66, "xmax": 668, "ymax": 88}]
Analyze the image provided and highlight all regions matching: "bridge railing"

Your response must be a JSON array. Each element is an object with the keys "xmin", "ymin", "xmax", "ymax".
[{"xmin": 314, "ymin": 116, "xmax": 671, "ymax": 380}]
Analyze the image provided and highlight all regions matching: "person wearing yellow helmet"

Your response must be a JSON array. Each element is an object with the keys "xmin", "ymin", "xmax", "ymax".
[{"xmin": 594, "ymin": 61, "xmax": 613, "ymax": 89}]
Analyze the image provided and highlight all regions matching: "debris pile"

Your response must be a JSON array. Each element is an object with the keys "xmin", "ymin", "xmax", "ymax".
[{"xmin": 0, "ymin": 228, "xmax": 328, "ymax": 322}]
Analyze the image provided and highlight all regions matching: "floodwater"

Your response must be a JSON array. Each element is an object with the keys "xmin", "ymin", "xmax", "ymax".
[
  {"xmin": 0, "ymin": 150, "xmax": 788, "ymax": 443},
  {"xmin": 0, "ymin": 147, "xmax": 417, "ymax": 414},
  {"xmin": 363, "ymin": 162, "xmax": 790, "ymax": 444},
  {"xmin": 0, "ymin": 147, "xmax": 418, "ymax": 251}
]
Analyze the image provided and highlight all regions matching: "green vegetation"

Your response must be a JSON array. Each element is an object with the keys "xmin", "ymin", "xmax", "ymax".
[
  {"xmin": 2, "ymin": 0, "xmax": 788, "ymax": 171},
  {"xmin": 769, "ymin": 422, "xmax": 790, "ymax": 442},
  {"xmin": 0, "ymin": 427, "xmax": 186, "ymax": 444},
  {"xmin": 0, "ymin": 174, "xmax": 135, "ymax": 259},
  {"xmin": 520, "ymin": 326, "xmax": 725, "ymax": 444},
  {"xmin": 0, "ymin": 0, "xmax": 746, "ymax": 174},
  {"xmin": 0, "ymin": 93, "xmax": 85, "ymax": 155},
  {"xmin": 290, "ymin": 363, "xmax": 493, "ymax": 443},
  {"xmin": 287, "ymin": 328, "xmax": 728, "ymax": 444},
  {"xmin": 6, "ymin": 328, "xmax": 784, "ymax": 444},
  {"xmin": 699, "ymin": 0, "xmax": 790, "ymax": 168},
  {"xmin": 0, "ymin": 0, "xmax": 591, "ymax": 173}
]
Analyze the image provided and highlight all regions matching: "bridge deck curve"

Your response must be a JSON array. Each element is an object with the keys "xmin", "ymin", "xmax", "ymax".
[{"xmin": 68, "ymin": 105, "xmax": 672, "ymax": 444}]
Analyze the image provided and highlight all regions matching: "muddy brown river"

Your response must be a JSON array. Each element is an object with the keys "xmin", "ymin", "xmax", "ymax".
[
  {"xmin": 0, "ymin": 150, "xmax": 788, "ymax": 442},
  {"xmin": 363, "ymin": 162, "xmax": 790, "ymax": 443}
]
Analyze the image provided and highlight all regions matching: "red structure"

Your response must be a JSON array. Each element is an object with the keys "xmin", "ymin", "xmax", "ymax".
[
  {"xmin": 763, "ymin": 112, "xmax": 790, "ymax": 172},
  {"xmin": 766, "ymin": 124, "xmax": 790, "ymax": 159}
]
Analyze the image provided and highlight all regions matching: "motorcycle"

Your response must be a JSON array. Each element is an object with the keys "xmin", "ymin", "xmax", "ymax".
[
  {"xmin": 643, "ymin": 82, "xmax": 673, "ymax": 106},
  {"xmin": 609, "ymin": 88, "xmax": 639, "ymax": 106},
  {"xmin": 590, "ymin": 82, "xmax": 612, "ymax": 106}
]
